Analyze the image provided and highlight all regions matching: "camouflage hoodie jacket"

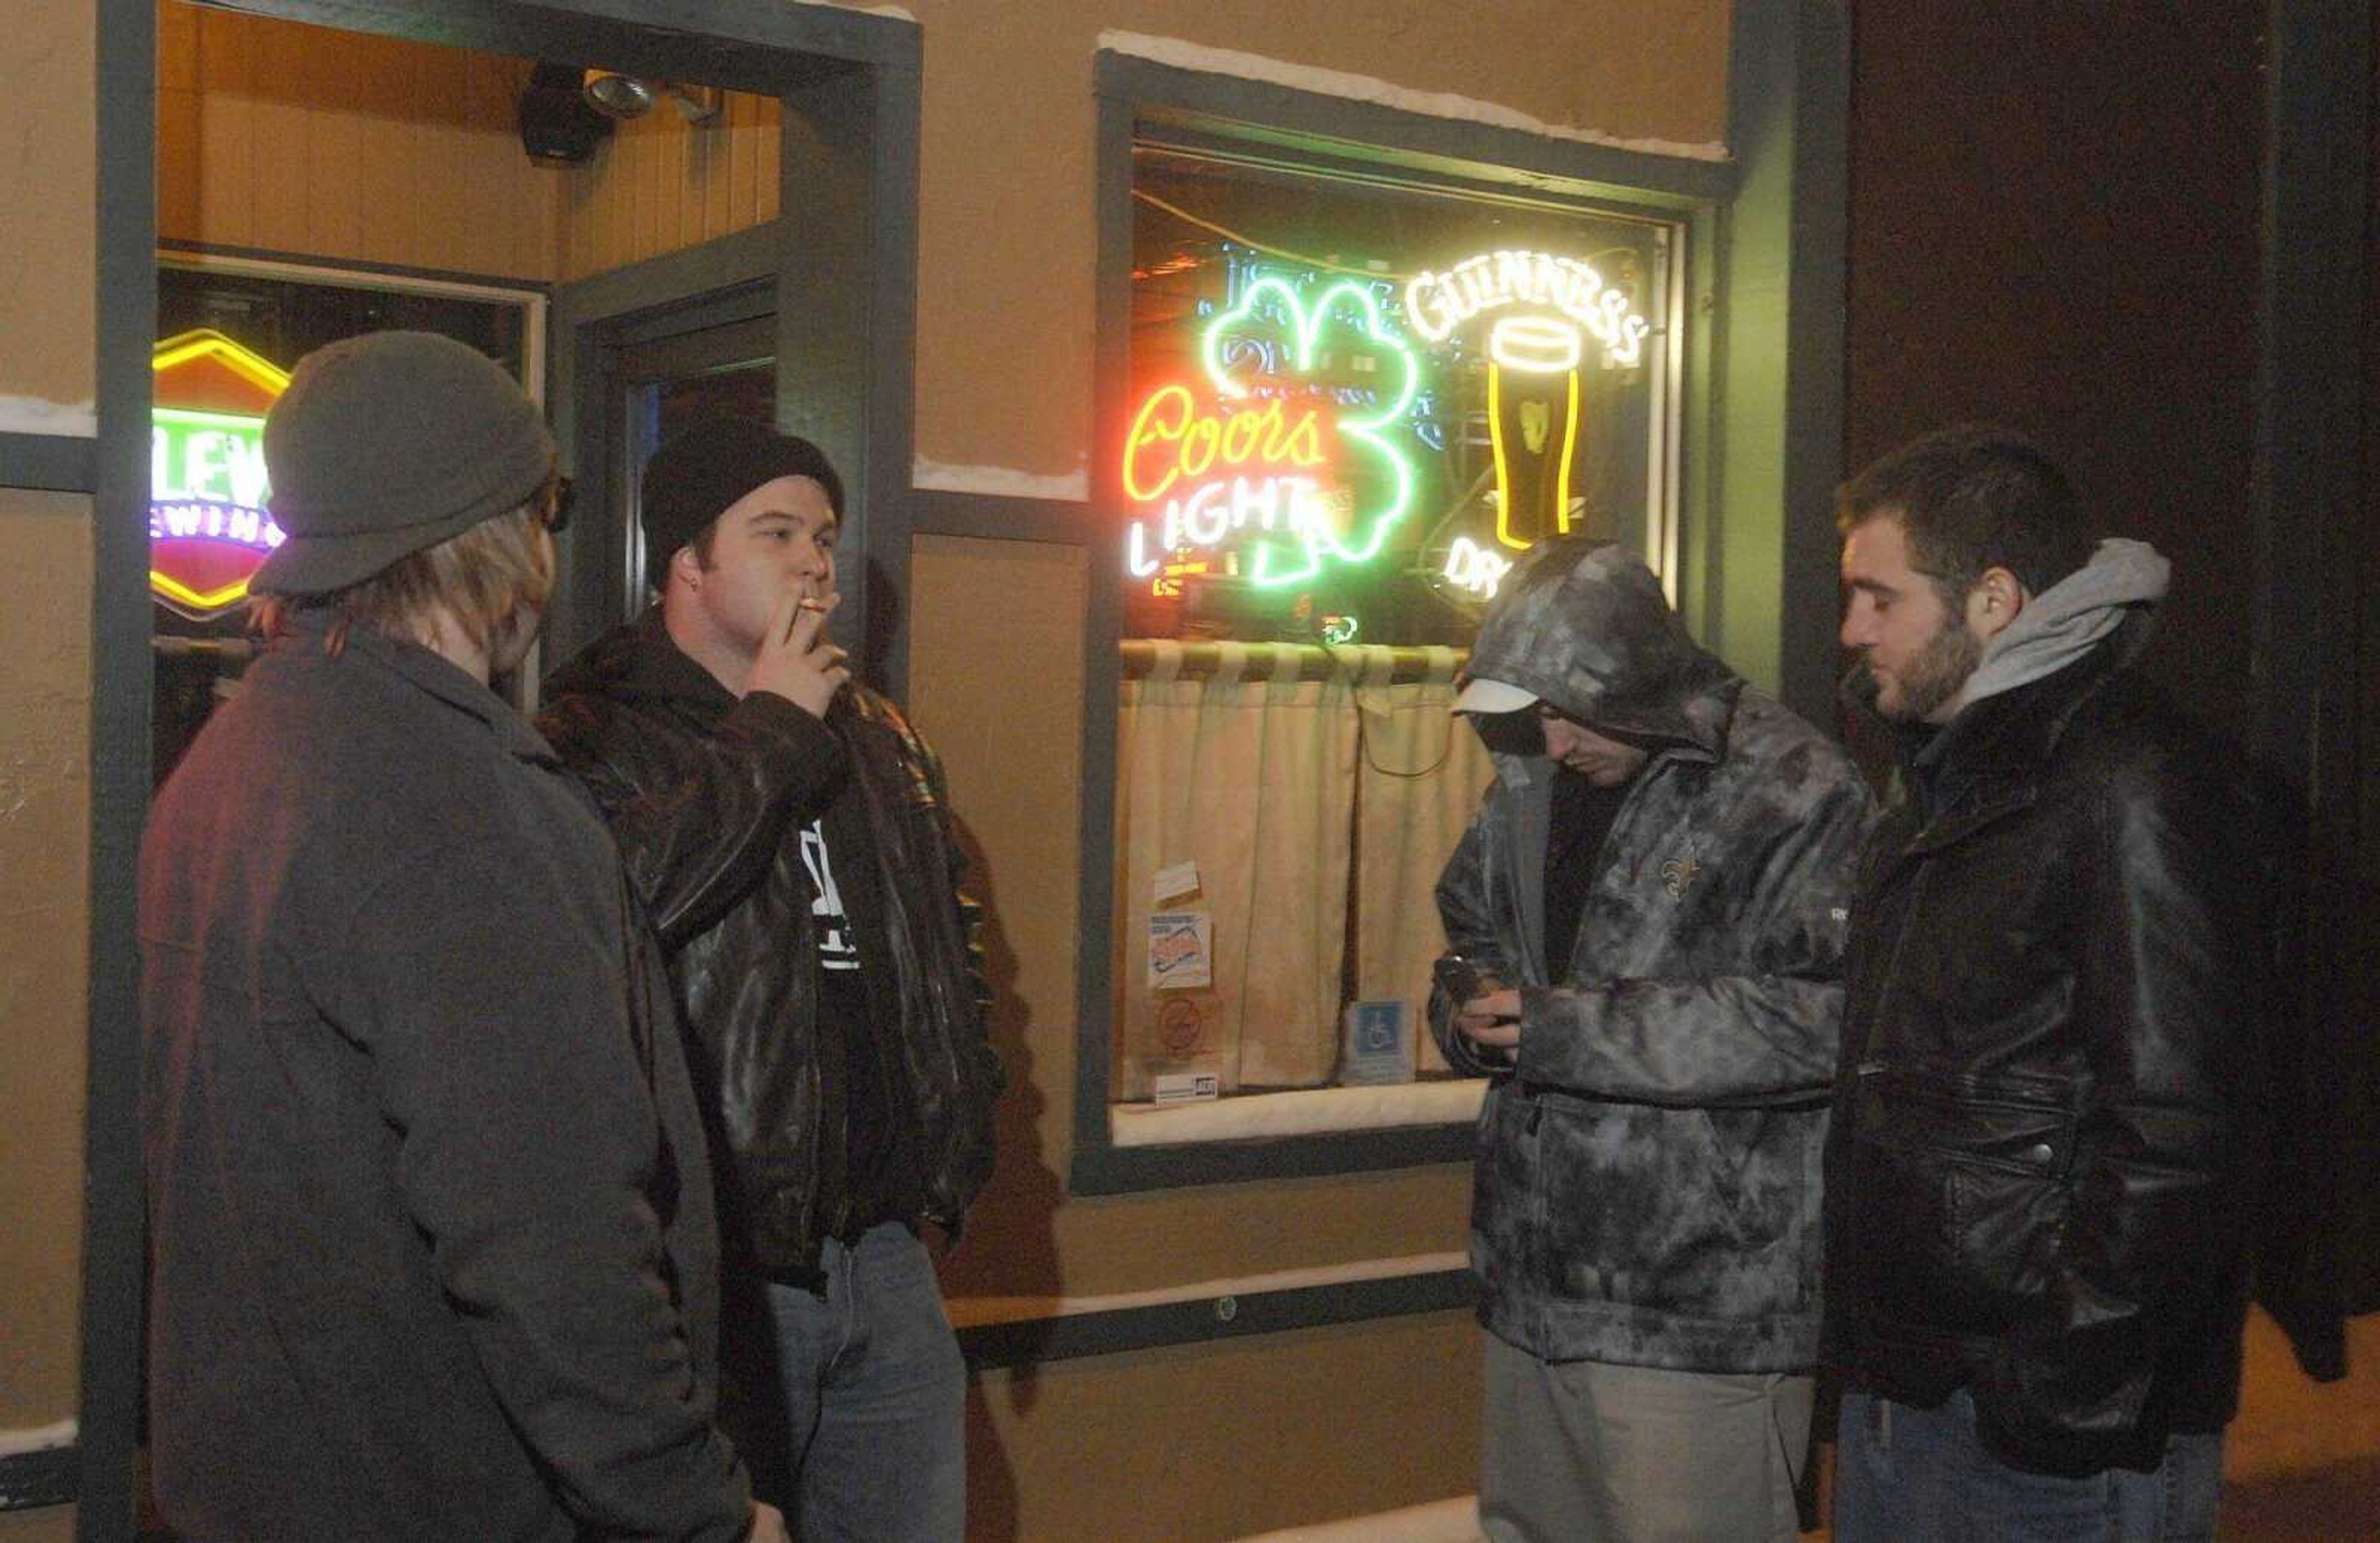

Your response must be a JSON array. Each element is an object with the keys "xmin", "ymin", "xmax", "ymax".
[{"xmin": 1432, "ymin": 542, "xmax": 1874, "ymax": 1371}]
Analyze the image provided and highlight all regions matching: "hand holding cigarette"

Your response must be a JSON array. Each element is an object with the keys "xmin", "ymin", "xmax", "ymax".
[{"xmin": 751, "ymin": 588, "xmax": 848, "ymax": 717}]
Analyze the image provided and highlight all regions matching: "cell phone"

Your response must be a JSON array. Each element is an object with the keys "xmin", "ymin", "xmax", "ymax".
[{"xmin": 1433, "ymin": 953, "xmax": 1485, "ymax": 1009}]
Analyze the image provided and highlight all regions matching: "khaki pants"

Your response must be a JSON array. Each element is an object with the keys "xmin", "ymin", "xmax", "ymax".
[{"xmin": 1479, "ymin": 1333, "xmax": 1812, "ymax": 1543}]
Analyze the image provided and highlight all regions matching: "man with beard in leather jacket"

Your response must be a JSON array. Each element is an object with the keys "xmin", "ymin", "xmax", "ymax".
[
  {"xmin": 539, "ymin": 420, "xmax": 1002, "ymax": 1543},
  {"xmin": 1827, "ymin": 425, "xmax": 2270, "ymax": 1541},
  {"xmin": 1432, "ymin": 539, "xmax": 1874, "ymax": 1542}
]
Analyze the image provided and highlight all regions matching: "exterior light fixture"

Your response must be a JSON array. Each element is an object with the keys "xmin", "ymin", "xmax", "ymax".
[{"xmin": 582, "ymin": 70, "xmax": 724, "ymax": 125}]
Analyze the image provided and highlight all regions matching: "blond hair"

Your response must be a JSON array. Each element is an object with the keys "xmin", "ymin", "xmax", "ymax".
[{"xmin": 252, "ymin": 502, "xmax": 555, "ymax": 658}]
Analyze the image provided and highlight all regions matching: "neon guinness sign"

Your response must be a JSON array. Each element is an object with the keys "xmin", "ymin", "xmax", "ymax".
[
  {"xmin": 1403, "ymin": 249, "xmax": 1648, "ymax": 367},
  {"xmin": 1122, "ymin": 277, "xmax": 1419, "ymax": 591},
  {"xmin": 1406, "ymin": 250, "xmax": 1649, "ymax": 601},
  {"xmin": 149, "ymin": 330, "xmax": 289, "ymax": 619}
]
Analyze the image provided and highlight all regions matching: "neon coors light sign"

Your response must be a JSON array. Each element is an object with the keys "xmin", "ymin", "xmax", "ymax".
[
  {"xmin": 149, "ymin": 330, "xmax": 290, "ymax": 619},
  {"xmin": 1122, "ymin": 276, "xmax": 1419, "ymax": 591}
]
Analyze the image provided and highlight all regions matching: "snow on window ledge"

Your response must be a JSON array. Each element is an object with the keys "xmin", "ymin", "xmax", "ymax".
[{"xmin": 1109, "ymin": 1077, "xmax": 1486, "ymax": 1147}]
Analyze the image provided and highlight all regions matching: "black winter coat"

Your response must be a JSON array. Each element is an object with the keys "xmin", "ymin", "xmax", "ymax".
[
  {"xmin": 1822, "ymin": 619, "xmax": 2268, "ymax": 1477},
  {"xmin": 539, "ymin": 619, "xmax": 1003, "ymax": 1280}
]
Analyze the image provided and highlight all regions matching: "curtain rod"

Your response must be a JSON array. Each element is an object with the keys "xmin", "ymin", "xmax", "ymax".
[{"xmin": 1119, "ymin": 638, "xmax": 1468, "ymax": 684}]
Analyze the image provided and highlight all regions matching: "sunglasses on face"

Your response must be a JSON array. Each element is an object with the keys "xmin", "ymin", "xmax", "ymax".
[{"xmin": 534, "ymin": 474, "xmax": 575, "ymax": 535}]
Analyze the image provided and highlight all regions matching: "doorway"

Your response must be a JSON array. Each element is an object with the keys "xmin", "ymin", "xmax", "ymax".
[
  {"xmin": 547, "ymin": 267, "xmax": 792, "ymax": 664},
  {"xmin": 611, "ymin": 309, "xmax": 778, "ymax": 618}
]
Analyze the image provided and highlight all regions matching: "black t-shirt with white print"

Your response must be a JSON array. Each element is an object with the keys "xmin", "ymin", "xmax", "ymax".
[{"xmin": 801, "ymin": 772, "xmax": 920, "ymax": 1239}]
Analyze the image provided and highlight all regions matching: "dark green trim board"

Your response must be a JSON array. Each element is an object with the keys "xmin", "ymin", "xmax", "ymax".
[
  {"xmin": 81, "ymin": 0, "xmax": 159, "ymax": 1533},
  {"xmin": 1068, "ymin": 1124, "xmax": 1476, "ymax": 1198},
  {"xmin": 777, "ymin": 50, "xmax": 923, "ymax": 701},
  {"xmin": 2255, "ymin": 0, "xmax": 2368, "ymax": 797},
  {"xmin": 1704, "ymin": 0, "xmax": 1851, "ymax": 726},
  {"xmin": 1071, "ymin": 78, "xmax": 1135, "ymax": 1193},
  {"xmin": 1070, "ymin": 27, "xmax": 1848, "ymax": 1195},
  {"xmin": 958, "ymin": 1267, "xmax": 1474, "ymax": 1371},
  {"xmin": 2254, "ymin": 0, "xmax": 2373, "ymax": 1312},
  {"xmin": 0, "ymin": 432, "xmax": 98, "ymax": 495},
  {"xmin": 907, "ymin": 487, "xmax": 1089, "ymax": 547},
  {"xmin": 0, "ymin": 1446, "xmax": 78, "ymax": 1512},
  {"xmin": 550, "ymin": 220, "xmax": 780, "ymax": 332},
  {"xmin": 193, "ymin": 0, "xmax": 879, "ymax": 88}
]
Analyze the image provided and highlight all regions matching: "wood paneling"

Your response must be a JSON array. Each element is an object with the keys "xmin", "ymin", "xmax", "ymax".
[
  {"xmin": 558, "ymin": 87, "xmax": 781, "ymax": 280},
  {"xmin": 156, "ymin": 1, "xmax": 561, "ymax": 281}
]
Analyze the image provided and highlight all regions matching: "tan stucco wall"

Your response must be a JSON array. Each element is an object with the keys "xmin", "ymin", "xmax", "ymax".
[
  {"xmin": 0, "ymin": 6, "xmax": 95, "ymax": 1522},
  {"xmin": 3, "ymin": 1, "xmax": 97, "ymax": 412},
  {"xmin": 0, "ymin": 1511, "xmax": 75, "ymax": 1543},
  {"xmin": 893, "ymin": 0, "xmax": 1732, "ymax": 487},
  {"xmin": 968, "ymin": 1311, "xmax": 1481, "ymax": 1542},
  {"xmin": 0, "ymin": 490, "xmax": 93, "ymax": 1526}
]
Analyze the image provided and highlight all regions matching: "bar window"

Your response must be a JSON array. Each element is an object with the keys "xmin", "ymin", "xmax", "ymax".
[{"xmin": 1107, "ymin": 137, "xmax": 1685, "ymax": 1143}]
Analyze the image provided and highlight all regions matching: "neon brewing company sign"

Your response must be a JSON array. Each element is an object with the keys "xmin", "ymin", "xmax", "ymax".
[
  {"xmin": 149, "ymin": 331, "xmax": 289, "ymax": 619},
  {"xmin": 152, "ymin": 407, "xmax": 281, "ymax": 547}
]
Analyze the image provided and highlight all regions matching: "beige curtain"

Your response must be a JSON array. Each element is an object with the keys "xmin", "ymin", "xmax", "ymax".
[
  {"xmin": 1349, "ymin": 648, "xmax": 1495, "ymax": 1074},
  {"xmin": 1113, "ymin": 642, "xmax": 1357, "ymax": 1096}
]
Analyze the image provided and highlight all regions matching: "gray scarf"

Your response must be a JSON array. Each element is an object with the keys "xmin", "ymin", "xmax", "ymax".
[{"xmin": 1958, "ymin": 537, "xmax": 2169, "ymax": 709}]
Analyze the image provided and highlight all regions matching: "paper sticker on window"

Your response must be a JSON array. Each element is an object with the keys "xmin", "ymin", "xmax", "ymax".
[
  {"xmin": 1152, "ymin": 859, "xmax": 1202, "ymax": 904},
  {"xmin": 1147, "ymin": 910, "xmax": 1214, "ymax": 990}
]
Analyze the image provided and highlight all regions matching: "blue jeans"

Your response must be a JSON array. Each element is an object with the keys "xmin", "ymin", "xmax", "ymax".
[
  {"xmin": 1834, "ymin": 1389, "xmax": 2223, "ymax": 1543},
  {"xmin": 764, "ymin": 1222, "xmax": 966, "ymax": 1543}
]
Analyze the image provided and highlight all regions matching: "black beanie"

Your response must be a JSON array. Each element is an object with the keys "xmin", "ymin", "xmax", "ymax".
[{"xmin": 639, "ymin": 419, "xmax": 844, "ymax": 565}]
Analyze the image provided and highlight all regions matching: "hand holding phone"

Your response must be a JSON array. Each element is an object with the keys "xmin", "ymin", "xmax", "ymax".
[{"xmin": 1435, "ymin": 955, "xmax": 1521, "ymax": 1058}]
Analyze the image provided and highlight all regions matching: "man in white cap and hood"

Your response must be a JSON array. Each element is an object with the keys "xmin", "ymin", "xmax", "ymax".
[
  {"xmin": 1827, "ymin": 424, "xmax": 2273, "ymax": 1541},
  {"xmin": 1432, "ymin": 536, "xmax": 1874, "ymax": 1542}
]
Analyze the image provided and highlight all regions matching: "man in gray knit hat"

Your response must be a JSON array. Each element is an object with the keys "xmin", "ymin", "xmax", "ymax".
[{"xmin": 141, "ymin": 332, "xmax": 785, "ymax": 1543}]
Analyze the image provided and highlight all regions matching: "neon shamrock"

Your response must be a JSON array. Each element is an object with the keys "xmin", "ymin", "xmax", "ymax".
[{"xmin": 1197, "ymin": 276, "xmax": 1421, "ymax": 588}]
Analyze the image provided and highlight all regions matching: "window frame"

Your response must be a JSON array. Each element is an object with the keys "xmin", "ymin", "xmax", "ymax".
[{"xmin": 1071, "ymin": 51, "xmax": 1741, "ymax": 1196}]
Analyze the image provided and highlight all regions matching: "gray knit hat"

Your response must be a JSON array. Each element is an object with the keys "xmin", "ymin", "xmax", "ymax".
[{"xmin": 252, "ymin": 330, "xmax": 554, "ymax": 596}]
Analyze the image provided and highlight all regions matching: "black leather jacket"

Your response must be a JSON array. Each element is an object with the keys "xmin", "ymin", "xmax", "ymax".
[
  {"xmin": 540, "ymin": 618, "xmax": 1003, "ymax": 1280},
  {"xmin": 1821, "ymin": 618, "xmax": 2268, "ymax": 1477}
]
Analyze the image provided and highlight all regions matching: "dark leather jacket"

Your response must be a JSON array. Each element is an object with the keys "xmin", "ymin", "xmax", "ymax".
[
  {"xmin": 540, "ymin": 617, "xmax": 1003, "ymax": 1279},
  {"xmin": 1821, "ymin": 617, "xmax": 2268, "ymax": 1476}
]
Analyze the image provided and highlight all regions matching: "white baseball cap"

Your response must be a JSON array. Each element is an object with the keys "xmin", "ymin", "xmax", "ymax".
[{"xmin": 1453, "ymin": 677, "xmax": 1539, "ymax": 715}]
